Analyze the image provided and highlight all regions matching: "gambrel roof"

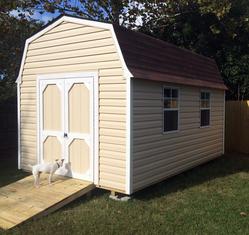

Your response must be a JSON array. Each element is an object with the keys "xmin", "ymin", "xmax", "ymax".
[
  {"xmin": 17, "ymin": 15, "xmax": 226, "ymax": 90},
  {"xmin": 114, "ymin": 25, "xmax": 226, "ymax": 90}
]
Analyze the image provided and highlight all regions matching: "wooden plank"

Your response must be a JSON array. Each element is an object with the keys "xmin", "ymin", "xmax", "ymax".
[
  {"xmin": 33, "ymin": 184, "xmax": 94, "ymax": 220},
  {"xmin": 0, "ymin": 174, "xmax": 94, "ymax": 230},
  {"xmin": 0, "ymin": 217, "xmax": 16, "ymax": 230}
]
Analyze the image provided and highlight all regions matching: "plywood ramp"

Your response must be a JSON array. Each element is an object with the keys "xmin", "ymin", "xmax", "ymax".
[{"xmin": 0, "ymin": 175, "xmax": 94, "ymax": 230}]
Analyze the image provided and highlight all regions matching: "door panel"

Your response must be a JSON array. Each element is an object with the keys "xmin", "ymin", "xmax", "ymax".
[
  {"xmin": 43, "ymin": 136, "xmax": 62, "ymax": 163},
  {"xmin": 69, "ymin": 83, "xmax": 90, "ymax": 133},
  {"xmin": 43, "ymin": 84, "xmax": 61, "ymax": 131},
  {"xmin": 40, "ymin": 80, "xmax": 64, "ymax": 164},
  {"xmin": 69, "ymin": 139, "xmax": 89, "ymax": 175}
]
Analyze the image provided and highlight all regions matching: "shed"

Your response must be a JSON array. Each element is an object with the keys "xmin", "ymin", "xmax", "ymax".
[{"xmin": 17, "ymin": 15, "xmax": 226, "ymax": 195}]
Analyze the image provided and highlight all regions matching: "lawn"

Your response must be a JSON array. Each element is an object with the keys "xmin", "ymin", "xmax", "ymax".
[{"xmin": 0, "ymin": 154, "xmax": 248, "ymax": 235}]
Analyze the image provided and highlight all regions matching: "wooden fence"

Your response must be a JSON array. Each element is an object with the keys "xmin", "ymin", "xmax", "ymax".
[
  {"xmin": 225, "ymin": 100, "xmax": 249, "ymax": 154},
  {"xmin": 0, "ymin": 98, "xmax": 17, "ymax": 161}
]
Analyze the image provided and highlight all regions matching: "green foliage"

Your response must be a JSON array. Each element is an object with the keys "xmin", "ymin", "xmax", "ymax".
[
  {"xmin": 0, "ymin": 1, "xmax": 41, "ymax": 101},
  {"xmin": 0, "ymin": 17, "xmax": 41, "ymax": 101}
]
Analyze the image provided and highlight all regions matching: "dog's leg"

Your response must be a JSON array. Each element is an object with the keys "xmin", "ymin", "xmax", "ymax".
[
  {"xmin": 36, "ymin": 172, "xmax": 41, "ymax": 187},
  {"xmin": 34, "ymin": 174, "xmax": 39, "ymax": 188},
  {"xmin": 33, "ymin": 174, "xmax": 37, "ymax": 187},
  {"xmin": 49, "ymin": 172, "xmax": 54, "ymax": 185}
]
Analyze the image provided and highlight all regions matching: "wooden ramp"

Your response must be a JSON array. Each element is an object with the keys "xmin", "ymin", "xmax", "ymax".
[{"xmin": 0, "ymin": 174, "xmax": 94, "ymax": 230}]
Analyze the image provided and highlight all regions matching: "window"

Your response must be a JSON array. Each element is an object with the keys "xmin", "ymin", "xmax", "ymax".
[
  {"xmin": 163, "ymin": 87, "xmax": 179, "ymax": 132},
  {"xmin": 200, "ymin": 91, "xmax": 210, "ymax": 127}
]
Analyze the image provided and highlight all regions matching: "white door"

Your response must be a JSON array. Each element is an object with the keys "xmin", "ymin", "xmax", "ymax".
[{"xmin": 39, "ymin": 77, "xmax": 94, "ymax": 181}]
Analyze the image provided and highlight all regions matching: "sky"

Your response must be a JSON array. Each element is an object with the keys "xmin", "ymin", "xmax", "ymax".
[
  {"xmin": 31, "ymin": 11, "xmax": 60, "ymax": 23},
  {"xmin": 10, "ymin": 9, "xmax": 59, "ymax": 24},
  {"xmin": 9, "ymin": 1, "xmax": 145, "ymax": 27}
]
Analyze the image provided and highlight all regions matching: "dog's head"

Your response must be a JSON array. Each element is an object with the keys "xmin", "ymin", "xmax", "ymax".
[{"xmin": 55, "ymin": 158, "xmax": 65, "ymax": 167}]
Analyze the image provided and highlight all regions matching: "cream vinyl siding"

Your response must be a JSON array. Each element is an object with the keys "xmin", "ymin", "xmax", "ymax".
[
  {"xmin": 20, "ymin": 21, "xmax": 126, "ymax": 192},
  {"xmin": 132, "ymin": 79, "xmax": 224, "ymax": 192}
]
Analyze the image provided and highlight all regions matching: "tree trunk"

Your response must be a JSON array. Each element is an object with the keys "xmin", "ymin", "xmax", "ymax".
[{"xmin": 111, "ymin": 1, "xmax": 123, "ymax": 25}]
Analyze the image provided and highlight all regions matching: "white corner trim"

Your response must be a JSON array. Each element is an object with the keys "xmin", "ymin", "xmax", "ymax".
[
  {"xmin": 16, "ymin": 41, "xmax": 28, "ymax": 84},
  {"xmin": 36, "ymin": 77, "xmax": 40, "ymax": 166},
  {"xmin": 125, "ymin": 76, "xmax": 132, "ymax": 195},
  {"xmin": 93, "ymin": 73, "xmax": 99, "ymax": 185},
  {"xmin": 223, "ymin": 90, "xmax": 225, "ymax": 154},
  {"xmin": 17, "ymin": 81, "xmax": 21, "ymax": 169},
  {"xmin": 16, "ymin": 15, "xmax": 133, "ymax": 84}
]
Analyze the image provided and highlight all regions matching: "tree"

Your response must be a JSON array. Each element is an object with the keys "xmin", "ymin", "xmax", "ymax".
[
  {"xmin": 0, "ymin": 0, "xmax": 42, "ymax": 101},
  {"xmin": 135, "ymin": 0, "xmax": 249, "ymax": 100}
]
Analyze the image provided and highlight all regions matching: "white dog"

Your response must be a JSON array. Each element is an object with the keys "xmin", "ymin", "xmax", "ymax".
[{"xmin": 29, "ymin": 159, "xmax": 64, "ymax": 187}]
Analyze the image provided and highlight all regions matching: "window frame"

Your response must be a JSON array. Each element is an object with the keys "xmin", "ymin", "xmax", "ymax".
[
  {"xmin": 162, "ymin": 86, "xmax": 180, "ymax": 134},
  {"xmin": 200, "ymin": 90, "xmax": 211, "ymax": 128}
]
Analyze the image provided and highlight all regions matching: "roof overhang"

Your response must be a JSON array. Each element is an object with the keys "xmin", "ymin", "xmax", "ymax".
[{"xmin": 129, "ymin": 67, "xmax": 228, "ymax": 90}]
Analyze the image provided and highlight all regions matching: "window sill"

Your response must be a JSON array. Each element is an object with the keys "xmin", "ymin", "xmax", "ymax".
[
  {"xmin": 200, "ymin": 125, "xmax": 211, "ymax": 129},
  {"xmin": 162, "ymin": 130, "xmax": 179, "ymax": 134}
]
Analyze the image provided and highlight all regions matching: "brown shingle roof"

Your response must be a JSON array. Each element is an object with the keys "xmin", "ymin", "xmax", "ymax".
[{"xmin": 113, "ymin": 25, "xmax": 227, "ymax": 90}]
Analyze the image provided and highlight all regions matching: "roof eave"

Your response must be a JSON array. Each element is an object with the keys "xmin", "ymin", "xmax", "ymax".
[{"xmin": 129, "ymin": 68, "xmax": 227, "ymax": 90}]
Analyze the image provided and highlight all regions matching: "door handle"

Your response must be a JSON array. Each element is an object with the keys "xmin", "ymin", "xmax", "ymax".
[{"xmin": 64, "ymin": 133, "xmax": 68, "ymax": 138}]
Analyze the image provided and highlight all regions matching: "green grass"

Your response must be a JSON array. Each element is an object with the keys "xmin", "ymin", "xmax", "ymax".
[{"xmin": 0, "ymin": 154, "xmax": 249, "ymax": 235}]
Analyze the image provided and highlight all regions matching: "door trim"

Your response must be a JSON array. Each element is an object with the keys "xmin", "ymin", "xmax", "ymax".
[{"xmin": 37, "ymin": 72, "xmax": 99, "ymax": 184}]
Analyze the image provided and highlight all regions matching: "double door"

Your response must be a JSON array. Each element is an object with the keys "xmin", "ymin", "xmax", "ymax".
[{"xmin": 39, "ymin": 77, "xmax": 93, "ymax": 181}]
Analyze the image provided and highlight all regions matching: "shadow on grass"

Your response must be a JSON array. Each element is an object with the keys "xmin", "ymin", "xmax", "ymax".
[
  {"xmin": 0, "ymin": 157, "xmax": 30, "ymax": 188},
  {"xmin": 134, "ymin": 153, "xmax": 249, "ymax": 201},
  {"xmin": 65, "ymin": 153, "xmax": 249, "ymax": 208},
  {"xmin": 60, "ymin": 188, "xmax": 108, "ymax": 212}
]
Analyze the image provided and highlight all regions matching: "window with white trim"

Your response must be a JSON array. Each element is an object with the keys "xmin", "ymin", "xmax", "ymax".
[
  {"xmin": 200, "ymin": 91, "xmax": 210, "ymax": 127},
  {"xmin": 163, "ymin": 87, "xmax": 179, "ymax": 132}
]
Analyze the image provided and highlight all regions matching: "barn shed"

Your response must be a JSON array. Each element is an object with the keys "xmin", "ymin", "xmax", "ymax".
[{"xmin": 16, "ymin": 15, "xmax": 226, "ymax": 195}]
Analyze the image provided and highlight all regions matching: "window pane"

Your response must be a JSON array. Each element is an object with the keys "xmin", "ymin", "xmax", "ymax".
[
  {"xmin": 201, "ymin": 92, "xmax": 210, "ymax": 100},
  {"xmin": 201, "ymin": 92, "xmax": 206, "ymax": 100},
  {"xmin": 172, "ymin": 89, "xmax": 178, "ymax": 98},
  {"xmin": 164, "ymin": 110, "xmax": 178, "ymax": 132},
  {"xmin": 171, "ymin": 99, "xmax": 178, "ymax": 108},
  {"xmin": 164, "ymin": 99, "xmax": 171, "ymax": 108},
  {"xmin": 164, "ymin": 88, "xmax": 171, "ymax": 98},
  {"xmin": 201, "ymin": 110, "xmax": 210, "ymax": 126}
]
